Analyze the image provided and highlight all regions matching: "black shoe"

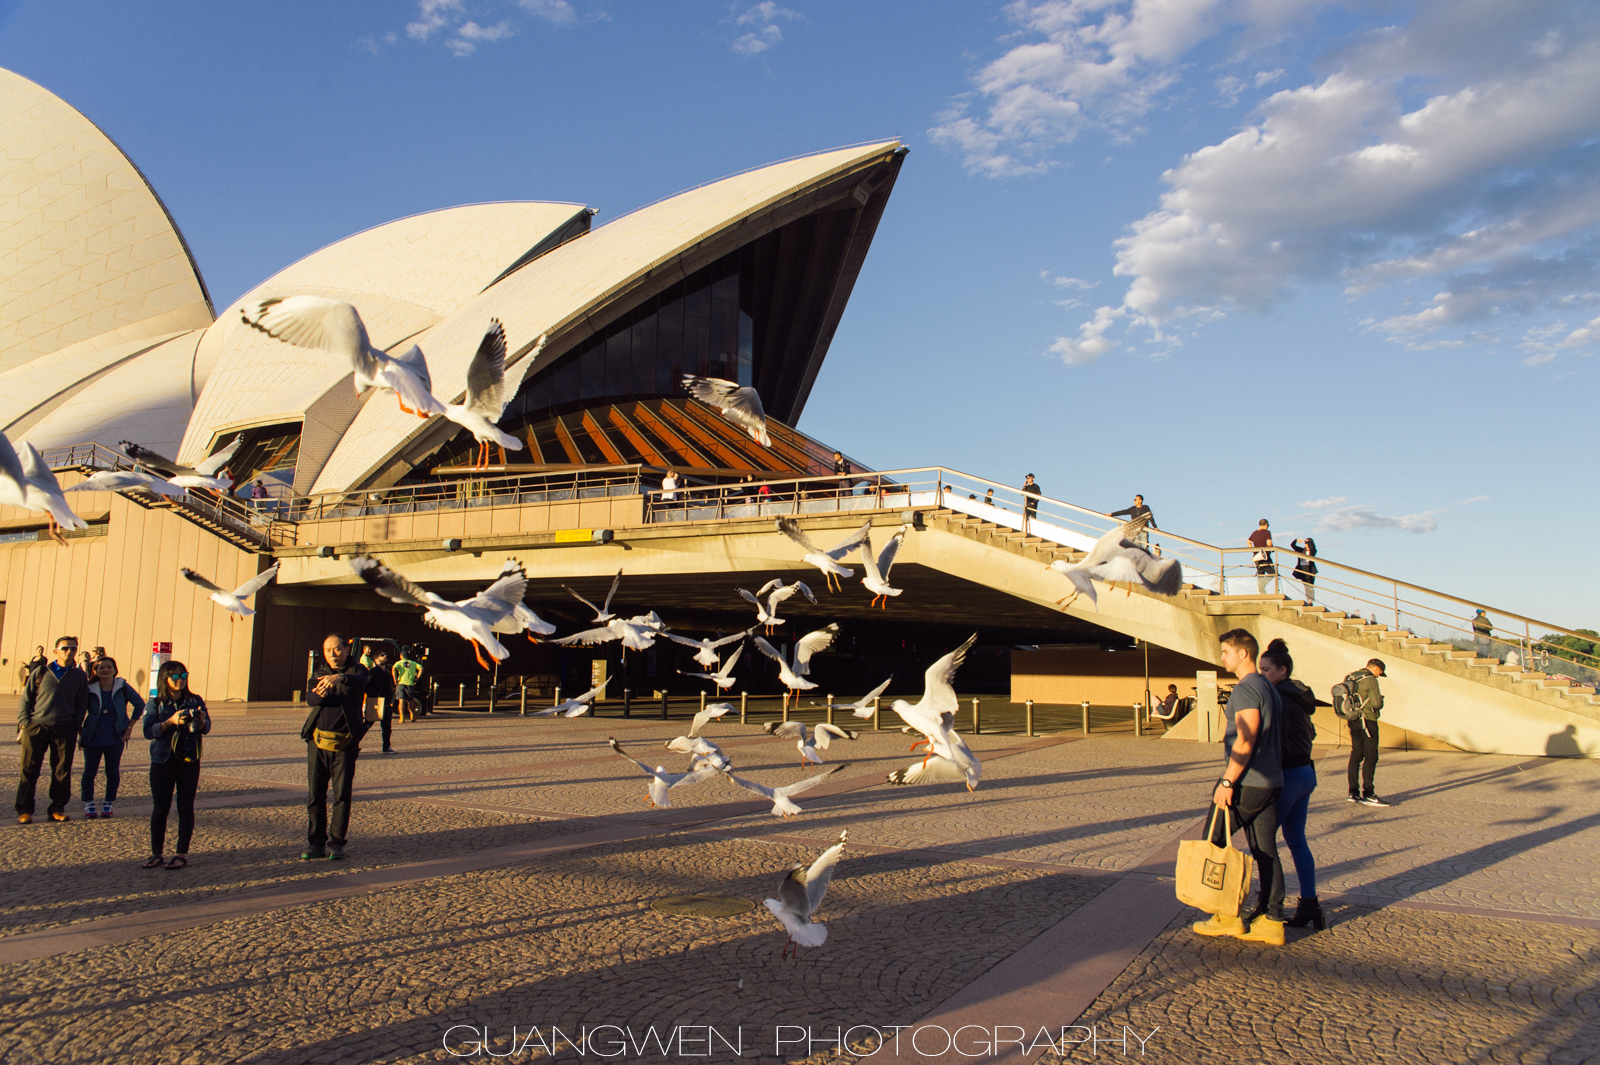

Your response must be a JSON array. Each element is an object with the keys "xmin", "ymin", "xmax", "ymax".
[
  {"xmin": 1286, "ymin": 896, "xmax": 1325, "ymax": 930},
  {"xmin": 328, "ymin": 845, "xmax": 346, "ymax": 861},
  {"xmin": 1359, "ymin": 794, "xmax": 1391, "ymax": 807},
  {"xmin": 1346, "ymin": 794, "xmax": 1360, "ymax": 803},
  {"xmin": 300, "ymin": 847, "xmax": 327, "ymax": 861}
]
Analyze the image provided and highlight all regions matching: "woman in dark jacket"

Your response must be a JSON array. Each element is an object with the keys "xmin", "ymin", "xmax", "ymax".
[
  {"xmin": 140, "ymin": 660, "xmax": 211, "ymax": 870},
  {"xmin": 1261, "ymin": 638, "xmax": 1322, "ymax": 929},
  {"xmin": 1290, "ymin": 538, "xmax": 1318, "ymax": 602},
  {"xmin": 79, "ymin": 656, "xmax": 144, "ymax": 819}
]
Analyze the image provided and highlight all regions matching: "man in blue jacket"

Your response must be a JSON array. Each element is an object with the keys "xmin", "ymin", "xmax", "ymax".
[
  {"xmin": 15, "ymin": 636, "xmax": 90, "ymax": 823},
  {"xmin": 301, "ymin": 634, "xmax": 369, "ymax": 860}
]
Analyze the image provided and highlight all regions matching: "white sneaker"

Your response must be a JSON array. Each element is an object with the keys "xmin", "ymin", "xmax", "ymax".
[{"xmin": 83, "ymin": 801, "xmax": 98, "ymax": 819}]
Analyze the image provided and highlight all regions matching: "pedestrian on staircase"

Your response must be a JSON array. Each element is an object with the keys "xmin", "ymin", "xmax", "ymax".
[
  {"xmin": 1346, "ymin": 659, "xmax": 1389, "ymax": 807},
  {"xmin": 1290, "ymin": 538, "xmax": 1318, "ymax": 602},
  {"xmin": 1248, "ymin": 519, "xmax": 1275, "ymax": 593},
  {"xmin": 1109, "ymin": 494, "xmax": 1155, "ymax": 547},
  {"xmin": 1472, "ymin": 610, "xmax": 1495, "ymax": 660},
  {"xmin": 1021, "ymin": 474, "xmax": 1042, "ymax": 529}
]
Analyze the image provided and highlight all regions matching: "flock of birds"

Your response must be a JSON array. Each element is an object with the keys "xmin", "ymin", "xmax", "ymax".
[{"xmin": 0, "ymin": 293, "xmax": 1195, "ymax": 956}]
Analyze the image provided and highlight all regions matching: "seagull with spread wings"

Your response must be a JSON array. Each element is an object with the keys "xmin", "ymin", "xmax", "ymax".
[
  {"xmin": 441, "ymin": 321, "xmax": 545, "ymax": 468},
  {"xmin": 720, "ymin": 763, "xmax": 846, "ymax": 818},
  {"xmin": 890, "ymin": 633, "xmax": 977, "ymax": 754},
  {"xmin": 607, "ymin": 737, "xmax": 721, "ymax": 808},
  {"xmin": 679, "ymin": 641, "xmax": 743, "ymax": 690},
  {"xmin": 792, "ymin": 623, "xmax": 839, "ymax": 676},
  {"xmin": 529, "ymin": 681, "xmax": 608, "ymax": 717},
  {"xmin": 887, "ymin": 710, "xmax": 982, "ymax": 792},
  {"xmin": 842, "ymin": 676, "xmax": 894, "ymax": 719},
  {"xmin": 119, "ymin": 435, "xmax": 243, "ymax": 491},
  {"xmin": 664, "ymin": 734, "xmax": 731, "ymax": 771},
  {"xmin": 182, "ymin": 562, "xmax": 280, "ymax": 620},
  {"xmin": 665, "ymin": 627, "xmax": 755, "ymax": 669},
  {"xmin": 240, "ymin": 296, "xmax": 445, "ymax": 419},
  {"xmin": 764, "ymin": 830, "xmax": 848, "ymax": 959},
  {"xmin": 860, "ymin": 523, "xmax": 911, "ymax": 608},
  {"xmin": 776, "ymin": 518, "xmax": 871, "ymax": 593},
  {"xmin": 753, "ymin": 636, "xmax": 817, "ymax": 709},
  {"xmin": 493, "ymin": 602, "xmax": 558, "ymax": 643},
  {"xmin": 1045, "ymin": 515, "xmax": 1181, "ymax": 609},
  {"xmin": 564, "ymin": 568, "xmax": 623, "ymax": 623},
  {"xmin": 681, "ymin": 374, "xmax": 770, "ymax": 446},
  {"xmin": 689, "ymin": 701, "xmax": 737, "ymax": 738},
  {"xmin": 739, "ymin": 578, "xmax": 814, "ymax": 634},
  {"xmin": 13, "ymin": 442, "xmax": 86, "ymax": 545},
  {"xmin": 351, "ymin": 556, "xmax": 525, "ymax": 669},
  {"xmin": 764, "ymin": 720, "xmax": 858, "ymax": 768},
  {"xmin": 66, "ymin": 469, "xmax": 186, "ymax": 500}
]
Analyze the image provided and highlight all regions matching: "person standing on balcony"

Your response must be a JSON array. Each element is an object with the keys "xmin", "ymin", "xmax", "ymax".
[
  {"xmin": 661, "ymin": 470, "xmax": 678, "ymax": 502},
  {"xmin": 1021, "ymin": 474, "xmax": 1042, "ymax": 529},
  {"xmin": 1472, "ymin": 610, "xmax": 1495, "ymax": 660},
  {"xmin": 1290, "ymin": 538, "xmax": 1318, "ymax": 602},
  {"xmin": 1248, "ymin": 519, "xmax": 1275, "ymax": 593},
  {"xmin": 832, "ymin": 451, "xmax": 852, "ymax": 497},
  {"xmin": 1110, "ymin": 494, "xmax": 1155, "ymax": 547},
  {"xmin": 1346, "ymin": 659, "xmax": 1389, "ymax": 807}
]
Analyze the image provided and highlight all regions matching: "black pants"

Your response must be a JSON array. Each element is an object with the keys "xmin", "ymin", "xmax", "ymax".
[
  {"xmin": 307, "ymin": 745, "xmax": 359, "ymax": 848},
  {"xmin": 80, "ymin": 744, "xmax": 124, "ymax": 802},
  {"xmin": 150, "ymin": 759, "xmax": 200, "ymax": 855},
  {"xmin": 15, "ymin": 725, "xmax": 74, "ymax": 817},
  {"xmin": 1209, "ymin": 785, "xmax": 1285, "ymax": 920},
  {"xmin": 1348, "ymin": 719, "xmax": 1380, "ymax": 796},
  {"xmin": 379, "ymin": 701, "xmax": 394, "ymax": 750}
]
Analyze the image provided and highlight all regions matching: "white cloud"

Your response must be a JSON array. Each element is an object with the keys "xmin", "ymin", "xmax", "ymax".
[
  {"xmin": 1315, "ymin": 505, "xmax": 1439, "ymax": 534},
  {"xmin": 1299, "ymin": 496, "xmax": 1347, "ymax": 510},
  {"xmin": 449, "ymin": 19, "xmax": 516, "ymax": 55},
  {"xmin": 1047, "ymin": 304, "xmax": 1123, "ymax": 364},
  {"xmin": 407, "ymin": 0, "xmax": 463, "ymax": 41},
  {"xmin": 730, "ymin": 2, "xmax": 801, "ymax": 56},
  {"xmin": 518, "ymin": 0, "xmax": 576, "ymax": 25},
  {"xmin": 1041, "ymin": 271, "xmax": 1098, "ymax": 289}
]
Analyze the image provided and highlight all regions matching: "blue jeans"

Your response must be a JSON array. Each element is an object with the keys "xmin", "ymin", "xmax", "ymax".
[{"xmin": 1277, "ymin": 763, "xmax": 1318, "ymax": 899}]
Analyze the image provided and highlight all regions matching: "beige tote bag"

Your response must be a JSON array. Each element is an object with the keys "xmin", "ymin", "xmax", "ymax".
[{"xmin": 1175, "ymin": 805, "xmax": 1255, "ymax": 916}]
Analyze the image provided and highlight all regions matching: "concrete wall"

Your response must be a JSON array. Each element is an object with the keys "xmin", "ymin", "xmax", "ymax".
[
  {"xmin": 290, "ymin": 494, "xmax": 644, "ymax": 548},
  {"xmin": 1011, "ymin": 647, "xmax": 1216, "ymax": 705}
]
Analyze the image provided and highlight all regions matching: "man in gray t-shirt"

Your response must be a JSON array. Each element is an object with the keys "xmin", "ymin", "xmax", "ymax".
[{"xmin": 1192, "ymin": 627, "xmax": 1287, "ymax": 944}]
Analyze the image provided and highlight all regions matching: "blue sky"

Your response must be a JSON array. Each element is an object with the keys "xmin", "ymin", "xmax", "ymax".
[{"xmin": 2, "ymin": 0, "xmax": 1593, "ymax": 623}]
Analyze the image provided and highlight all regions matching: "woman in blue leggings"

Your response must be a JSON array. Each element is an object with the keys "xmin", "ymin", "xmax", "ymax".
[{"xmin": 1261, "ymin": 638, "xmax": 1323, "ymax": 930}]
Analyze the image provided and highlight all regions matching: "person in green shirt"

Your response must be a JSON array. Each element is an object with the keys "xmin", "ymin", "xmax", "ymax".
[{"xmin": 393, "ymin": 653, "xmax": 424, "ymax": 723}]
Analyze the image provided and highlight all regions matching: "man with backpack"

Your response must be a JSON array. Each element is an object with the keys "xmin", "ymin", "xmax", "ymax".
[{"xmin": 1335, "ymin": 658, "xmax": 1390, "ymax": 807}]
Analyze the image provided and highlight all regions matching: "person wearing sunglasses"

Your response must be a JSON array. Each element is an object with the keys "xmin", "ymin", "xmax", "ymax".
[
  {"xmin": 15, "ymin": 636, "xmax": 90, "ymax": 824},
  {"xmin": 139, "ymin": 660, "xmax": 211, "ymax": 870}
]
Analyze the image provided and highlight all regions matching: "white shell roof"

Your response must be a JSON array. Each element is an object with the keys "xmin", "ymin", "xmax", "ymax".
[
  {"xmin": 310, "ymin": 139, "xmax": 902, "ymax": 493},
  {"xmin": 0, "ymin": 68, "xmax": 212, "ymax": 373},
  {"xmin": 178, "ymin": 201, "xmax": 587, "ymax": 462}
]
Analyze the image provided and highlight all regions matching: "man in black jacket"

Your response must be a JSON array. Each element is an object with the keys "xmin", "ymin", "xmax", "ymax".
[
  {"xmin": 15, "ymin": 636, "xmax": 90, "ymax": 823},
  {"xmin": 301, "ymin": 634, "xmax": 369, "ymax": 860}
]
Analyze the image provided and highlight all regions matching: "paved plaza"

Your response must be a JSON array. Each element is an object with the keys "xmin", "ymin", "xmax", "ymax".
[{"xmin": 2, "ymin": 705, "xmax": 1598, "ymax": 1064}]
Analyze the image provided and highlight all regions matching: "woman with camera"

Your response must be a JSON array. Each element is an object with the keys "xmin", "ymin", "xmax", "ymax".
[
  {"xmin": 79, "ymin": 656, "xmax": 144, "ymax": 819},
  {"xmin": 140, "ymin": 661, "xmax": 210, "ymax": 870}
]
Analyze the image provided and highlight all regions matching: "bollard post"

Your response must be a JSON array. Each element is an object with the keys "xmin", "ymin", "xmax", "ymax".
[
  {"xmin": 781, "ymin": 693, "xmax": 790, "ymax": 723},
  {"xmin": 1133, "ymin": 701, "xmax": 1143, "ymax": 738},
  {"xmin": 458, "ymin": 683, "xmax": 465, "ymax": 708},
  {"xmin": 519, "ymin": 681, "xmax": 527, "ymax": 717},
  {"xmin": 1026, "ymin": 699, "xmax": 1034, "ymax": 737},
  {"xmin": 487, "ymin": 683, "xmax": 496, "ymax": 715},
  {"xmin": 972, "ymin": 698, "xmax": 980, "ymax": 735},
  {"xmin": 739, "ymin": 690, "xmax": 747, "ymax": 724},
  {"xmin": 660, "ymin": 689, "xmax": 668, "ymax": 720},
  {"xmin": 623, "ymin": 688, "xmax": 631, "ymax": 718},
  {"xmin": 873, "ymin": 696, "xmax": 881, "ymax": 731},
  {"xmin": 1081, "ymin": 699, "xmax": 1090, "ymax": 734},
  {"xmin": 700, "ymin": 691, "xmax": 706, "ymax": 715},
  {"xmin": 827, "ymin": 694, "xmax": 835, "ymax": 726}
]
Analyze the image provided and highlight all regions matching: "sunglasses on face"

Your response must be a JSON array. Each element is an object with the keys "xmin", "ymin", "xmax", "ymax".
[
  {"xmin": 168, "ymin": 673, "xmax": 189, "ymax": 680},
  {"xmin": 57, "ymin": 645, "xmax": 77, "ymax": 652}
]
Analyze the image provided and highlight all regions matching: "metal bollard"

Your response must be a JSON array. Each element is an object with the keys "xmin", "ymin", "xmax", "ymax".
[
  {"xmin": 872, "ymin": 696, "xmax": 881, "ymax": 731},
  {"xmin": 623, "ymin": 688, "xmax": 631, "ymax": 718},
  {"xmin": 1025, "ymin": 699, "xmax": 1034, "ymax": 737},
  {"xmin": 1133, "ymin": 701, "xmax": 1143, "ymax": 738},
  {"xmin": 660, "ymin": 690, "xmax": 668, "ymax": 720},
  {"xmin": 519, "ymin": 682, "xmax": 527, "ymax": 717},
  {"xmin": 1081, "ymin": 699, "xmax": 1091, "ymax": 734},
  {"xmin": 700, "ymin": 691, "xmax": 706, "ymax": 715},
  {"xmin": 972, "ymin": 697, "xmax": 980, "ymax": 735},
  {"xmin": 781, "ymin": 693, "xmax": 789, "ymax": 723},
  {"xmin": 458, "ymin": 683, "xmax": 465, "ymax": 708},
  {"xmin": 487, "ymin": 683, "xmax": 496, "ymax": 714},
  {"xmin": 826, "ymin": 694, "xmax": 834, "ymax": 726},
  {"xmin": 739, "ymin": 690, "xmax": 747, "ymax": 724}
]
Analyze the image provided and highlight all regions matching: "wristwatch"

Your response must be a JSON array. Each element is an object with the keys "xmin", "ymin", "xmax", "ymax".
[{"xmin": 1219, "ymin": 779, "xmax": 1234, "ymax": 790}]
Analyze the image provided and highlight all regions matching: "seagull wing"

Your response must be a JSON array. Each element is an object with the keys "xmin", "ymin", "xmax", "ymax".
[
  {"xmin": 667, "ymin": 766, "xmax": 722, "ymax": 790},
  {"xmin": 752, "ymin": 636, "xmax": 786, "ymax": 665},
  {"xmin": 766, "ymin": 720, "xmax": 806, "ymax": 739},
  {"xmin": 349, "ymin": 555, "xmax": 445, "ymax": 609},
  {"xmin": 600, "ymin": 568, "xmax": 623, "ymax": 615},
  {"xmin": 804, "ymin": 830, "xmax": 849, "ymax": 914},
  {"xmin": 180, "ymin": 568, "xmax": 224, "ymax": 593},
  {"xmin": 562, "ymin": 583, "xmax": 604, "ymax": 617},
  {"xmin": 665, "ymin": 632, "xmax": 711, "ymax": 650},
  {"xmin": 776, "ymin": 517, "xmax": 822, "ymax": 555},
  {"xmin": 550, "ymin": 625, "xmax": 621, "ymax": 647},
  {"xmin": 847, "ymin": 676, "xmax": 894, "ymax": 716},
  {"xmin": 756, "ymin": 578, "xmax": 783, "ymax": 597},
  {"xmin": 792, "ymin": 581, "xmax": 816, "ymax": 604},
  {"xmin": 18, "ymin": 444, "xmax": 85, "ymax": 529},
  {"xmin": 229, "ymin": 561, "xmax": 280, "ymax": 600},
  {"xmin": 466, "ymin": 559, "xmax": 528, "ymax": 615},
  {"xmin": 923, "ymin": 633, "xmax": 978, "ymax": 716},
  {"xmin": 793, "ymin": 624, "xmax": 839, "ymax": 674},
  {"xmin": 773, "ymin": 763, "xmax": 846, "ymax": 800},
  {"xmin": 812, "ymin": 723, "xmax": 857, "ymax": 749},
  {"xmin": 824, "ymin": 521, "xmax": 872, "ymax": 561},
  {"xmin": 606, "ymin": 737, "xmax": 659, "ymax": 778},
  {"xmin": 462, "ymin": 319, "xmax": 509, "ymax": 417},
  {"xmin": 682, "ymin": 375, "xmax": 767, "ymax": 441},
  {"xmin": 241, "ymin": 296, "xmax": 369, "ymax": 366},
  {"xmin": 716, "ymin": 641, "xmax": 744, "ymax": 677},
  {"xmin": 888, "ymin": 755, "xmax": 968, "ymax": 785},
  {"xmin": 0, "ymin": 431, "xmax": 27, "ymax": 505},
  {"xmin": 721, "ymin": 770, "xmax": 777, "ymax": 801},
  {"xmin": 876, "ymin": 525, "xmax": 909, "ymax": 578},
  {"xmin": 194, "ymin": 434, "xmax": 244, "ymax": 478}
]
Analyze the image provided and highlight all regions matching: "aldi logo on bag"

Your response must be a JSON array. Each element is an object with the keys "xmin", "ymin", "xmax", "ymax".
[{"xmin": 1202, "ymin": 859, "xmax": 1228, "ymax": 890}]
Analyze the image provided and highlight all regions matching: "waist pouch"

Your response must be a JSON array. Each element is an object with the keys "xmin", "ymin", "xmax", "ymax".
[{"xmin": 314, "ymin": 729, "xmax": 354, "ymax": 752}]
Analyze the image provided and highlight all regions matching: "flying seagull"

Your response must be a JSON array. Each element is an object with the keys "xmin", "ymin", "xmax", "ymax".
[
  {"xmin": 351, "ymin": 556, "xmax": 524, "ymax": 669},
  {"xmin": 441, "ymin": 321, "xmax": 546, "ymax": 468},
  {"xmin": 891, "ymin": 633, "xmax": 977, "ymax": 755},
  {"xmin": 689, "ymin": 701, "xmax": 738, "ymax": 738},
  {"xmin": 681, "ymin": 374, "xmax": 770, "ymax": 446},
  {"xmin": 119, "ymin": 434, "xmax": 242, "ymax": 490},
  {"xmin": 860, "ymin": 523, "xmax": 911, "ymax": 608},
  {"xmin": 679, "ymin": 641, "xmax": 744, "ymax": 690},
  {"xmin": 607, "ymin": 737, "xmax": 721, "ymax": 808},
  {"xmin": 792, "ymin": 623, "xmax": 839, "ymax": 676},
  {"xmin": 887, "ymin": 710, "xmax": 982, "ymax": 792},
  {"xmin": 739, "ymin": 578, "xmax": 814, "ymax": 633},
  {"xmin": 551, "ymin": 615, "xmax": 661, "ymax": 653},
  {"xmin": 664, "ymin": 735, "xmax": 731, "ymax": 772},
  {"xmin": 665, "ymin": 627, "xmax": 755, "ymax": 669},
  {"xmin": 843, "ymin": 677, "xmax": 894, "ymax": 720},
  {"xmin": 564, "ymin": 568, "xmax": 623, "ymax": 623},
  {"xmin": 1045, "ymin": 515, "xmax": 1181, "ymax": 609},
  {"xmin": 763, "ymin": 720, "xmax": 859, "ymax": 768},
  {"xmin": 492, "ymin": 602, "xmax": 558, "ymax": 642},
  {"xmin": 66, "ymin": 469, "xmax": 186, "ymax": 500},
  {"xmin": 753, "ymin": 636, "xmax": 817, "ymax": 709},
  {"xmin": 720, "ymin": 763, "xmax": 846, "ymax": 819},
  {"xmin": 181, "ymin": 562, "xmax": 280, "ymax": 620},
  {"xmin": 764, "ymin": 829, "xmax": 848, "ymax": 959},
  {"xmin": 16, "ymin": 442, "xmax": 86, "ymax": 545},
  {"xmin": 777, "ymin": 518, "xmax": 871, "ymax": 592},
  {"xmin": 530, "ymin": 681, "xmax": 608, "ymax": 717},
  {"xmin": 240, "ymin": 296, "xmax": 446, "ymax": 419}
]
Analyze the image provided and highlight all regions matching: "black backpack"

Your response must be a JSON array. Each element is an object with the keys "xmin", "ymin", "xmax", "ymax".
[{"xmin": 1330, "ymin": 670, "xmax": 1369, "ymax": 721}]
